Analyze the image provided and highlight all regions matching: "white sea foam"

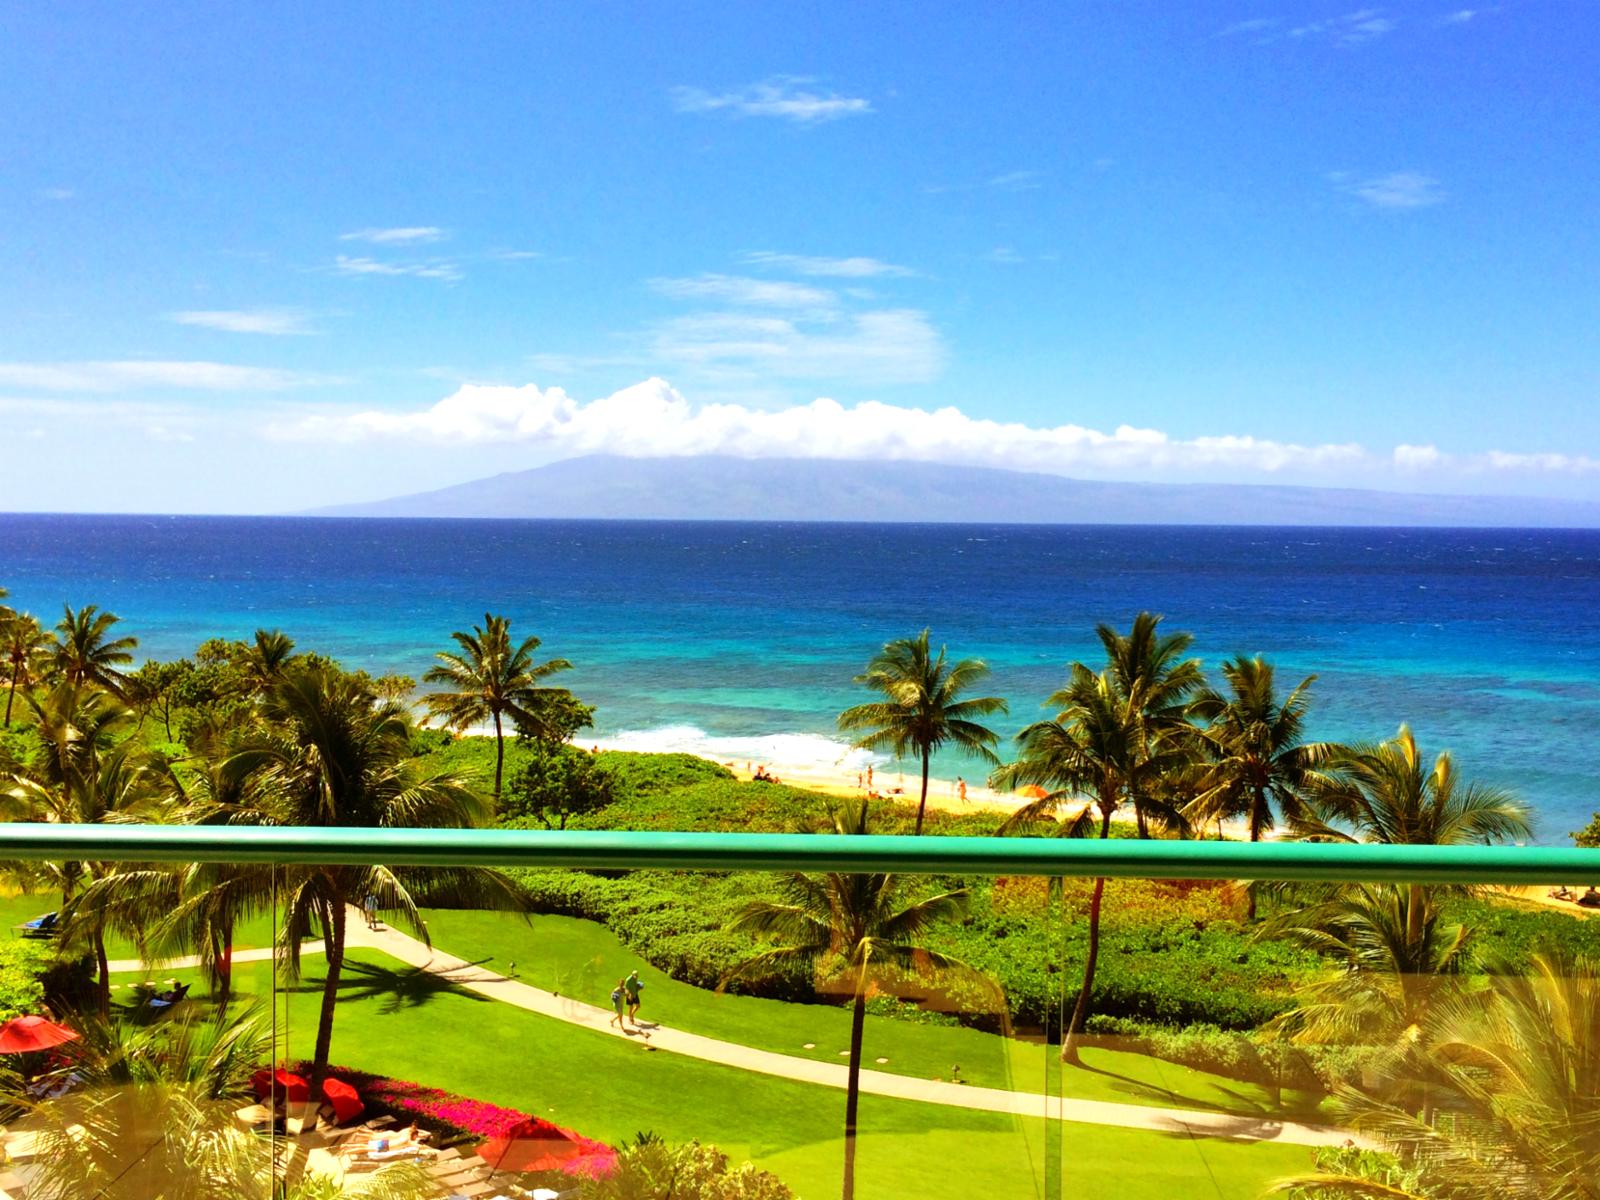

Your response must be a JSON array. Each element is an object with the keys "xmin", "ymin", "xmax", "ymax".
[{"xmin": 590, "ymin": 724, "xmax": 882, "ymax": 772}]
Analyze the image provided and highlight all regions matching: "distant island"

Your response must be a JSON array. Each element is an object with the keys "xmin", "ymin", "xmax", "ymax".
[{"xmin": 307, "ymin": 454, "xmax": 1600, "ymax": 527}]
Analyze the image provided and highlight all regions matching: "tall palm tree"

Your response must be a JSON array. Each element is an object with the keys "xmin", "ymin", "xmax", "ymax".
[
  {"xmin": 1296, "ymin": 725, "xmax": 1531, "ymax": 942},
  {"xmin": 991, "ymin": 666, "xmax": 1190, "ymax": 1062},
  {"xmin": 423, "ymin": 614, "xmax": 574, "ymax": 800},
  {"xmin": 1094, "ymin": 612, "xmax": 1205, "ymax": 837},
  {"xmin": 231, "ymin": 665, "xmax": 530, "ymax": 1083},
  {"xmin": 51, "ymin": 603, "xmax": 138, "ymax": 696},
  {"xmin": 3, "ymin": 684, "xmax": 166, "ymax": 1012},
  {"xmin": 728, "ymin": 801, "xmax": 969, "ymax": 1200},
  {"xmin": 837, "ymin": 628, "xmax": 1008, "ymax": 835},
  {"xmin": 1186, "ymin": 656, "xmax": 1343, "ymax": 916},
  {"xmin": 1273, "ymin": 947, "xmax": 1600, "ymax": 1200},
  {"xmin": 1, "ymin": 611, "xmax": 52, "ymax": 727}
]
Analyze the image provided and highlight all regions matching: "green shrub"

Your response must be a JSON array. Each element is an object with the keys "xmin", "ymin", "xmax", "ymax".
[
  {"xmin": 579, "ymin": 1137, "xmax": 794, "ymax": 1200},
  {"xmin": 0, "ymin": 938, "xmax": 55, "ymax": 1020},
  {"xmin": 500, "ymin": 744, "xmax": 614, "ymax": 829}
]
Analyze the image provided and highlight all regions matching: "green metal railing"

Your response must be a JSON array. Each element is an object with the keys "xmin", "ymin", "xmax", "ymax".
[{"xmin": 0, "ymin": 824, "xmax": 1594, "ymax": 884}]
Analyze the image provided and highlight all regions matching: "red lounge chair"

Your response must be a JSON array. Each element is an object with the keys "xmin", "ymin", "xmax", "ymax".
[{"xmin": 322, "ymin": 1077, "xmax": 364, "ymax": 1125}]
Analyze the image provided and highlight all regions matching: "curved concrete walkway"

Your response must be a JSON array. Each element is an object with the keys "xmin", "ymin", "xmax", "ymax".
[{"xmin": 340, "ymin": 912, "xmax": 1352, "ymax": 1148}]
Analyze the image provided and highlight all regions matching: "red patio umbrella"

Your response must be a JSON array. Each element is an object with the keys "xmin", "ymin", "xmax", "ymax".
[
  {"xmin": 321, "ymin": 1077, "xmax": 364, "ymax": 1125},
  {"xmin": 0, "ymin": 1015, "xmax": 78, "ymax": 1054},
  {"xmin": 477, "ymin": 1117, "xmax": 584, "ymax": 1175},
  {"xmin": 1015, "ymin": 785, "xmax": 1050, "ymax": 800}
]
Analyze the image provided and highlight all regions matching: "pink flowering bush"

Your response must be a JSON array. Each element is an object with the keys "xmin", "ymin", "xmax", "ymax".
[{"xmin": 301, "ymin": 1062, "xmax": 616, "ymax": 1177}]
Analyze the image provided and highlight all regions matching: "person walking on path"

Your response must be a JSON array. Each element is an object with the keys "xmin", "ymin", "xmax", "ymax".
[
  {"xmin": 623, "ymin": 970, "xmax": 644, "ymax": 1025},
  {"xmin": 957, "ymin": 777, "xmax": 967, "ymax": 803},
  {"xmin": 609, "ymin": 979, "xmax": 627, "ymax": 1029},
  {"xmin": 363, "ymin": 894, "xmax": 379, "ymax": 930}
]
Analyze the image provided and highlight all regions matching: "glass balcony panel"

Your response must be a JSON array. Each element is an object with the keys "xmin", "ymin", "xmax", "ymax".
[
  {"xmin": 0, "ymin": 861, "xmax": 276, "ymax": 1199},
  {"xmin": 263, "ymin": 863, "xmax": 1064, "ymax": 1198}
]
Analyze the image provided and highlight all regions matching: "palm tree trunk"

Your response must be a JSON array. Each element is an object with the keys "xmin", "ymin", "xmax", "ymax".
[
  {"xmin": 914, "ymin": 749, "xmax": 931, "ymax": 835},
  {"xmin": 93, "ymin": 927, "xmax": 111, "ymax": 1018},
  {"xmin": 1406, "ymin": 883, "xmax": 1425, "ymax": 946},
  {"xmin": 1063, "ymin": 807, "xmax": 1113, "ymax": 1065},
  {"xmin": 215, "ymin": 920, "xmax": 234, "ymax": 1005},
  {"xmin": 3, "ymin": 662, "xmax": 18, "ymax": 728},
  {"xmin": 310, "ymin": 894, "xmax": 347, "ymax": 1087},
  {"xmin": 842, "ymin": 969, "xmax": 868, "ymax": 1200},
  {"xmin": 1247, "ymin": 788, "xmax": 1264, "ymax": 921},
  {"xmin": 493, "ymin": 709, "xmax": 505, "ymax": 800}
]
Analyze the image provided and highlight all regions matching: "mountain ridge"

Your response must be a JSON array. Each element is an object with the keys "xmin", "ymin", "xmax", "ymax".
[{"xmin": 306, "ymin": 455, "xmax": 1600, "ymax": 527}]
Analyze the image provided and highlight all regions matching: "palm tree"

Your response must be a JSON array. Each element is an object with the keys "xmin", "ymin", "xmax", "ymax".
[
  {"xmin": 50, "ymin": 603, "xmax": 138, "ymax": 696},
  {"xmin": 728, "ymin": 801, "xmax": 969, "ymax": 1200},
  {"xmin": 231, "ymin": 665, "xmax": 530, "ymax": 1083},
  {"xmin": 1273, "ymin": 947, "xmax": 1600, "ymax": 1200},
  {"xmin": 3, "ymin": 683, "xmax": 166, "ymax": 1012},
  {"xmin": 423, "ymin": 614, "xmax": 574, "ymax": 800},
  {"xmin": 1094, "ymin": 613, "xmax": 1206, "ymax": 837},
  {"xmin": 1, "ymin": 610, "xmax": 52, "ymax": 727},
  {"xmin": 240, "ymin": 627, "xmax": 296, "ymax": 694},
  {"xmin": 1186, "ymin": 656, "xmax": 1344, "ymax": 916},
  {"xmin": 837, "ymin": 628, "xmax": 1008, "ymax": 835},
  {"xmin": 991, "ymin": 666, "xmax": 1189, "ymax": 1062},
  {"xmin": 1296, "ymin": 725, "xmax": 1531, "ymax": 942}
]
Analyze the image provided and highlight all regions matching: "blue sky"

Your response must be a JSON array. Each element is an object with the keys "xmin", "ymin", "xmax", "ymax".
[{"xmin": 2, "ymin": 1, "xmax": 1596, "ymax": 512}]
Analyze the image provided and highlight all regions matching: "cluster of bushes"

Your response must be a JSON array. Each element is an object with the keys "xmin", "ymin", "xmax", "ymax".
[
  {"xmin": 0, "ymin": 938, "xmax": 53, "ymax": 1020},
  {"xmin": 580, "ymin": 1136, "xmax": 793, "ymax": 1200}
]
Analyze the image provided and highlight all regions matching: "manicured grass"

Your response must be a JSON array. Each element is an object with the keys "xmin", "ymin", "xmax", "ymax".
[
  {"xmin": 0, "ymin": 886, "xmax": 283, "ymax": 973},
  {"xmin": 119, "ymin": 950, "xmax": 1313, "ymax": 1198},
  {"xmin": 420, "ymin": 907, "xmax": 1327, "ymax": 1121}
]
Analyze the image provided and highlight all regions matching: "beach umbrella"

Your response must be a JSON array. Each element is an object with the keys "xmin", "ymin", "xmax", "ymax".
[
  {"xmin": 478, "ymin": 1117, "xmax": 586, "ymax": 1175},
  {"xmin": 1016, "ymin": 785, "xmax": 1050, "ymax": 800},
  {"xmin": 0, "ymin": 1015, "xmax": 78, "ymax": 1054}
]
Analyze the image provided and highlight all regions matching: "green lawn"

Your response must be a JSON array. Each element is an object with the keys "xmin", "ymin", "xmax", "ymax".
[
  {"xmin": 0, "ymin": 886, "xmax": 281, "ymax": 964},
  {"xmin": 419, "ymin": 907, "xmax": 1327, "ymax": 1122},
  {"xmin": 120, "ymin": 950, "xmax": 1314, "ymax": 1199}
]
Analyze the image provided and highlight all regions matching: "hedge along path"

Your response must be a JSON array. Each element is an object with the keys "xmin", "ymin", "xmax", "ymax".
[{"xmin": 341, "ymin": 909, "xmax": 1353, "ymax": 1149}]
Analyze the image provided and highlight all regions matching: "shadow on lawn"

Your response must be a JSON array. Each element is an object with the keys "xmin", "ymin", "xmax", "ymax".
[
  {"xmin": 1073, "ymin": 1058, "xmax": 1325, "ymax": 1123},
  {"xmin": 285, "ymin": 959, "xmax": 493, "ymax": 1016}
]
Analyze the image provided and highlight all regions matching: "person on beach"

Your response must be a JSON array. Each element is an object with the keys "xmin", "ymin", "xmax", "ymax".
[
  {"xmin": 362, "ymin": 893, "xmax": 378, "ymax": 930},
  {"xmin": 866, "ymin": 764, "xmax": 873, "ymax": 789},
  {"xmin": 957, "ymin": 777, "xmax": 968, "ymax": 803},
  {"xmin": 623, "ymin": 969, "xmax": 644, "ymax": 1024},
  {"xmin": 610, "ymin": 979, "xmax": 627, "ymax": 1028}
]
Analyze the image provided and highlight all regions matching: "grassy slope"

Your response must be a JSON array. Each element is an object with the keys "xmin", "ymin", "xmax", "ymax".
[
  {"xmin": 420, "ymin": 907, "xmax": 1326, "ymax": 1121},
  {"xmin": 125, "ymin": 951, "xmax": 1312, "ymax": 1200}
]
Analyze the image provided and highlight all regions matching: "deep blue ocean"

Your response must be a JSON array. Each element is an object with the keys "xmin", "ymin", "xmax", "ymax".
[{"xmin": 2, "ymin": 515, "xmax": 1597, "ymax": 842}]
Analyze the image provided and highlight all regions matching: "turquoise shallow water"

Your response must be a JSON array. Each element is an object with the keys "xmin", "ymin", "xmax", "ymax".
[{"xmin": 2, "ymin": 515, "xmax": 1597, "ymax": 841}]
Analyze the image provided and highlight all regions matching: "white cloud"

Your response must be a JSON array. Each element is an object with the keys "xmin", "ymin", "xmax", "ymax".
[
  {"xmin": 649, "ymin": 274, "xmax": 837, "ymax": 309},
  {"xmin": 271, "ymin": 377, "xmax": 1376, "ymax": 480},
  {"xmin": 1343, "ymin": 170, "xmax": 1445, "ymax": 210},
  {"xmin": 1393, "ymin": 443, "xmax": 1447, "ymax": 469},
  {"xmin": 169, "ymin": 308, "xmax": 316, "ymax": 336},
  {"xmin": 1440, "ymin": 9, "xmax": 1480, "ymax": 25},
  {"xmin": 339, "ymin": 227, "xmax": 445, "ymax": 244},
  {"xmin": 743, "ymin": 251, "xmax": 914, "ymax": 278},
  {"xmin": 1217, "ymin": 17, "xmax": 1280, "ymax": 37},
  {"xmin": 333, "ymin": 255, "xmax": 463, "ymax": 281},
  {"xmin": 985, "ymin": 170, "xmax": 1043, "ymax": 192},
  {"xmin": 648, "ymin": 309, "xmax": 944, "ymax": 385},
  {"xmin": 0, "ymin": 360, "xmax": 329, "ymax": 392},
  {"xmin": 671, "ymin": 77, "xmax": 871, "ymax": 123},
  {"xmin": 1485, "ymin": 451, "xmax": 1600, "ymax": 474},
  {"xmin": 1290, "ymin": 9, "xmax": 1397, "ymax": 44}
]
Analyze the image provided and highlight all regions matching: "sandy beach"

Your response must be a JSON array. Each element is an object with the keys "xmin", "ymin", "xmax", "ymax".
[{"xmin": 586, "ymin": 735, "xmax": 1034, "ymax": 817}]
